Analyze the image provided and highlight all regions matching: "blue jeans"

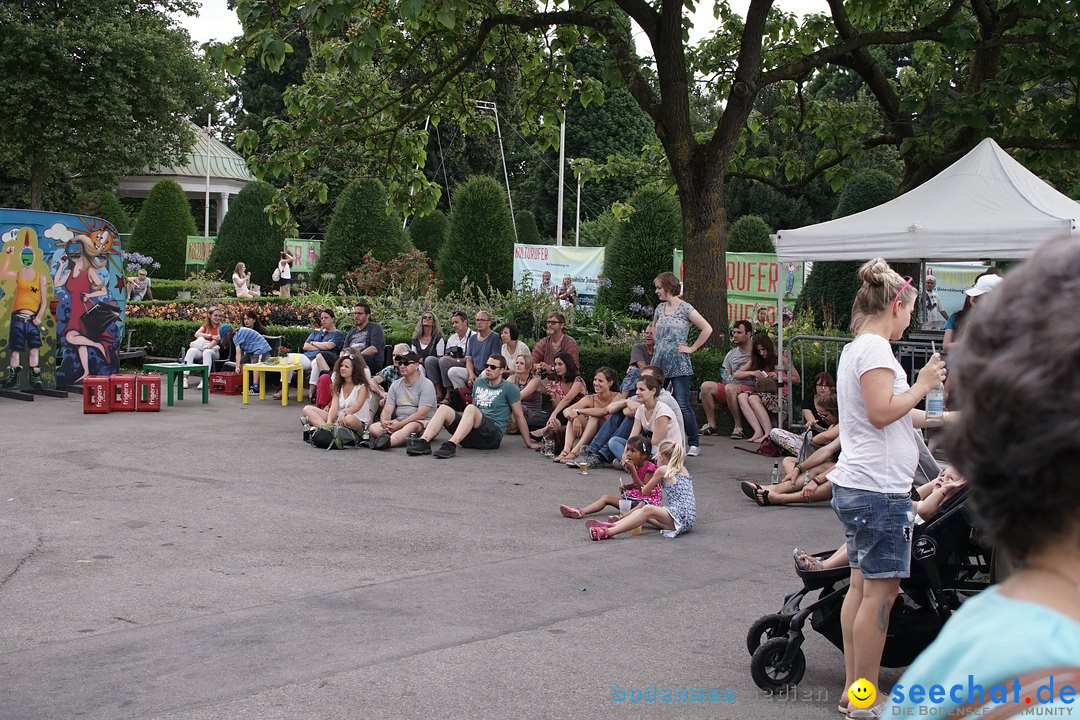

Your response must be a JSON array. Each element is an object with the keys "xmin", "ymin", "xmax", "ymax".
[
  {"xmin": 608, "ymin": 435, "xmax": 627, "ymax": 463},
  {"xmin": 831, "ymin": 485, "xmax": 915, "ymax": 579},
  {"xmin": 588, "ymin": 413, "xmax": 633, "ymax": 462},
  {"xmin": 667, "ymin": 375, "xmax": 699, "ymax": 446}
]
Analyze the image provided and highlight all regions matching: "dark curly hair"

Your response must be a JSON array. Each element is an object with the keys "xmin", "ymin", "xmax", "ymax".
[{"xmin": 944, "ymin": 241, "xmax": 1080, "ymax": 563}]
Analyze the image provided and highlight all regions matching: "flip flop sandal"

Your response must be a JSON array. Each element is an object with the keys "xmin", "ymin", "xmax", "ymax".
[
  {"xmin": 754, "ymin": 487, "xmax": 772, "ymax": 507},
  {"xmin": 585, "ymin": 519, "xmax": 614, "ymax": 532},
  {"xmin": 588, "ymin": 525, "xmax": 610, "ymax": 541},
  {"xmin": 740, "ymin": 480, "xmax": 762, "ymax": 501},
  {"xmin": 559, "ymin": 505, "xmax": 584, "ymax": 519}
]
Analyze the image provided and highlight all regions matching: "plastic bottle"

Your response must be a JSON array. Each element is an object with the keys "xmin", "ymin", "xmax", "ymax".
[
  {"xmin": 770, "ymin": 461, "xmax": 780, "ymax": 485},
  {"xmin": 177, "ymin": 346, "xmax": 186, "ymax": 365},
  {"xmin": 925, "ymin": 382, "xmax": 945, "ymax": 426},
  {"xmin": 541, "ymin": 436, "xmax": 555, "ymax": 458},
  {"xmin": 407, "ymin": 432, "xmax": 418, "ymax": 452}
]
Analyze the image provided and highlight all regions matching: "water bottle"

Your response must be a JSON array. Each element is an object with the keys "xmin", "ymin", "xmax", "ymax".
[
  {"xmin": 407, "ymin": 432, "xmax": 418, "ymax": 452},
  {"xmin": 770, "ymin": 461, "xmax": 780, "ymax": 485},
  {"xmin": 925, "ymin": 382, "xmax": 945, "ymax": 426},
  {"xmin": 177, "ymin": 346, "xmax": 185, "ymax": 365}
]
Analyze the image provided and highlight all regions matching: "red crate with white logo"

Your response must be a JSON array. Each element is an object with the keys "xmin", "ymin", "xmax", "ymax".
[
  {"xmin": 137, "ymin": 374, "xmax": 162, "ymax": 412},
  {"xmin": 109, "ymin": 374, "xmax": 137, "ymax": 411},
  {"xmin": 210, "ymin": 371, "xmax": 243, "ymax": 395},
  {"xmin": 82, "ymin": 376, "xmax": 111, "ymax": 414}
]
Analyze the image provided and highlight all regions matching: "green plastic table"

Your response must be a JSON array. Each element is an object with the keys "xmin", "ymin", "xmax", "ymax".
[{"xmin": 141, "ymin": 363, "xmax": 210, "ymax": 406}]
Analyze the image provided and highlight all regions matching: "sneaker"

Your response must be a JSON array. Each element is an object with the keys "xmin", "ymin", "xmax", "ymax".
[
  {"xmin": 249, "ymin": 384, "xmax": 260, "ymax": 395},
  {"xmin": 433, "ymin": 441, "xmax": 457, "ymax": 459},
  {"xmin": 372, "ymin": 433, "xmax": 392, "ymax": 451},
  {"xmin": 611, "ymin": 459, "xmax": 624, "ymax": 470},
  {"xmin": 730, "ymin": 427, "xmax": 746, "ymax": 440},
  {"xmin": 29, "ymin": 368, "xmax": 42, "ymax": 390},
  {"xmin": 300, "ymin": 416, "xmax": 312, "ymax": 430},
  {"xmin": 406, "ymin": 438, "xmax": 431, "ymax": 456},
  {"xmin": 687, "ymin": 445, "xmax": 700, "ymax": 457},
  {"xmin": 700, "ymin": 424, "xmax": 716, "ymax": 436}
]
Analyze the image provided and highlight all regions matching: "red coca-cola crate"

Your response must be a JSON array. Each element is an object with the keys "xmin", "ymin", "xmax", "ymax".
[
  {"xmin": 137, "ymin": 374, "xmax": 162, "ymax": 412},
  {"xmin": 82, "ymin": 376, "xmax": 111, "ymax": 414},
  {"xmin": 109, "ymin": 374, "xmax": 137, "ymax": 411},
  {"xmin": 210, "ymin": 371, "xmax": 243, "ymax": 395}
]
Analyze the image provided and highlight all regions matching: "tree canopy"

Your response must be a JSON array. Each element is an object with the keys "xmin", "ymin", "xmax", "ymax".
[
  {"xmin": 222, "ymin": 0, "xmax": 1080, "ymax": 345},
  {"xmin": 0, "ymin": 0, "xmax": 222, "ymax": 210}
]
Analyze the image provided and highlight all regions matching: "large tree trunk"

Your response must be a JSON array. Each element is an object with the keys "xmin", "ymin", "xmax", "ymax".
[
  {"xmin": 29, "ymin": 160, "xmax": 45, "ymax": 211},
  {"xmin": 680, "ymin": 171, "xmax": 729, "ymax": 350}
]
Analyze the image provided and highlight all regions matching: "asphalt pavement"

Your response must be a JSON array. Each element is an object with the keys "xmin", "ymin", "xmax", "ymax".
[{"xmin": 0, "ymin": 391, "xmax": 905, "ymax": 719}]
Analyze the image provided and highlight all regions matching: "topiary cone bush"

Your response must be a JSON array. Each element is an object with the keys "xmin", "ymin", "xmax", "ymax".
[
  {"xmin": 128, "ymin": 179, "xmax": 197, "ymax": 279},
  {"xmin": 596, "ymin": 187, "xmax": 682, "ymax": 316},
  {"xmin": 799, "ymin": 169, "xmax": 897, "ymax": 330},
  {"xmin": 437, "ymin": 175, "xmax": 515, "ymax": 293},
  {"xmin": 727, "ymin": 214, "xmax": 775, "ymax": 253},
  {"xmin": 79, "ymin": 189, "xmax": 131, "ymax": 234},
  {"xmin": 408, "ymin": 208, "xmax": 449, "ymax": 259},
  {"xmin": 316, "ymin": 178, "xmax": 412, "ymax": 280},
  {"xmin": 514, "ymin": 209, "xmax": 541, "ymax": 245},
  {"xmin": 207, "ymin": 181, "xmax": 287, "ymax": 287}
]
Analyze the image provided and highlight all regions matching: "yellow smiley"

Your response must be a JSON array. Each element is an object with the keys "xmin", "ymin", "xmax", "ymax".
[{"xmin": 848, "ymin": 678, "xmax": 877, "ymax": 708}]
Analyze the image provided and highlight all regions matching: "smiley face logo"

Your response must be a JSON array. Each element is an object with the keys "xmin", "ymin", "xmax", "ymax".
[{"xmin": 848, "ymin": 678, "xmax": 877, "ymax": 708}]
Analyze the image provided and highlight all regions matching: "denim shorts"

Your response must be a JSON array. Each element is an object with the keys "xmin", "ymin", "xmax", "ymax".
[
  {"xmin": 9, "ymin": 314, "xmax": 42, "ymax": 351},
  {"xmin": 831, "ymin": 485, "xmax": 915, "ymax": 579}
]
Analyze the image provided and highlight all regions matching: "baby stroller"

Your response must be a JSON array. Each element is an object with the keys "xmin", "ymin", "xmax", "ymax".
[{"xmin": 747, "ymin": 489, "xmax": 994, "ymax": 689}]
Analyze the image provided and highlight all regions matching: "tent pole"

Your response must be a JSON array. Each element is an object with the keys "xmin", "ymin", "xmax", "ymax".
[{"xmin": 777, "ymin": 257, "xmax": 784, "ymax": 429}]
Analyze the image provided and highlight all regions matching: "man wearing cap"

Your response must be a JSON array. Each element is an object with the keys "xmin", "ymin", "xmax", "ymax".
[
  {"xmin": 370, "ymin": 350, "xmax": 437, "ymax": 450},
  {"xmin": 407, "ymin": 354, "xmax": 539, "ymax": 458}
]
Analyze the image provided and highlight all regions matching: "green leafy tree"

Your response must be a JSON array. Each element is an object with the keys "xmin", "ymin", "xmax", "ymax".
[
  {"xmin": 128, "ymin": 179, "xmax": 198, "ymax": 280},
  {"xmin": 316, "ymin": 179, "xmax": 411, "ymax": 280},
  {"xmin": 77, "ymin": 190, "xmax": 131, "ymax": 234},
  {"xmin": 437, "ymin": 176, "xmax": 515, "ymax": 292},
  {"xmin": 800, "ymin": 170, "xmax": 897, "ymax": 329},
  {"xmin": 577, "ymin": 210, "xmax": 620, "ymax": 248},
  {"xmin": 207, "ymin": 181, "xmax": 287, "ymax": 287},
  {"xmin": 514, "ymin": 210, "xmax": 541, "ymax": 245},
  {"xmin": 727, "ymin": 215, "xmax": 775, "ymax": 254},
  {"xmin": 597, "ymin": 188, "xmax": 682, "ymax": 315},
  {"xmin": 0, "ymin": 0, "xmax": 220, "ymax": 209},
  {"xmin": 224, "ymin": 0, "xmax": 1080, "ymax": 347},
  {"xmin": 408, "ymin": 209, "xmax": 450, "ymax": 259}
]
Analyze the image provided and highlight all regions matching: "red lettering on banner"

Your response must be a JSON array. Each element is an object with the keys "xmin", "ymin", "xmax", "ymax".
[
  {"xmin": 727, "ymin": 260, "xmax": 752, "ymax": 292},
  {"xmin": 768, "ymin": 262, "xmax": 778, "ymax": 293},
  {"xmin": 514, "ymin": 246, "xmax": 550, "ymax": 261}
]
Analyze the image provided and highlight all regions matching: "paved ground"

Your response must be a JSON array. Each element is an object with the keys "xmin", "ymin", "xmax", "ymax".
[{"xmin": 0, "ymin": 391, "xmax": 905, "ymax": 719}]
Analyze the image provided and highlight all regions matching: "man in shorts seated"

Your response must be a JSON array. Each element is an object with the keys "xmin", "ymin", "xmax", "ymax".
[
  {"xmin": 699, "ymin": 319, "xmax": 754, "ymax": 438},
  {"xmin": 407, "ymin": 354, "xmax": 540, "ymax": 458},
  {"xmin": 370, "ymin": 350, "xmax": 437, "ymax": 450}
]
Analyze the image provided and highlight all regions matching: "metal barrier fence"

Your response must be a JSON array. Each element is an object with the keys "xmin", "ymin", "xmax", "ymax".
[{"xmin": 781, "ymin": 335, "xmax": 937, "ymax": 429}]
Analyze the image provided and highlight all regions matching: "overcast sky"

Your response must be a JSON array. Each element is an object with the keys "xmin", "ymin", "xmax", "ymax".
[{"xmin": 176, "ymin": 0, "xmax": 830, "ymax": 45}]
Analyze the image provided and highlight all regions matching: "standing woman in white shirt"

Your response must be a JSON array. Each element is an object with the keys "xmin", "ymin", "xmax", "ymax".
[
  {"xmin": 831, "ymin": 258, "xmax": 946, "ymax": 718},
  {"xmin": 275, "ymin": 251, "xmax": 295, "ymax": 297}
]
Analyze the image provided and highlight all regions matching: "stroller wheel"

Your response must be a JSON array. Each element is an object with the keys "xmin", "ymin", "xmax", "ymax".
[
  {"xmin": 746, "ymin": 613, "xmax": 787, "ymax": 655},
  {"xmin": 750, "ymin": 637, "xmax": 806, "ymax": 690}
]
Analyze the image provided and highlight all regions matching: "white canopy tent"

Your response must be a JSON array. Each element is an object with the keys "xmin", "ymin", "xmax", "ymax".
[
  {"xmin": 769, "ymin": 138, "xmax": 1078, "ymax": 424},
  {"xmin": 775, "ymin": 138, "xmax": 1077, "ymax": 263}
]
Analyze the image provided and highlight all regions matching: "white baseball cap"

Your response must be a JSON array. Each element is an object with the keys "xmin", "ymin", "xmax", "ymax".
[{"xmin": 964, "ymin": 274, "xmax": 1004, "ymax": 297}]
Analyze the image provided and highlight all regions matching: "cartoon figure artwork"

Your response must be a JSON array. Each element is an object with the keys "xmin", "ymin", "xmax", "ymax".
[
  {"xmin": 46, "ymin": 220, "xmax": 123, "ymax": 385},
  {"xmin": 0, "ymin": 227, "xmax": 55, "ymax": 391}
]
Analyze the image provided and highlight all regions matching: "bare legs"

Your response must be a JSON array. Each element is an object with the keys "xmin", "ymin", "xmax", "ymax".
[
  {"xmin": 839, "ymin": 571, "xmax": 900, "ymax": 712},
  {"xmin": 738, "ymin": 392, "xmax": 773, "ymax": 442},
  {"xmin": 369, "ymin": 419, "xmax": 425, "ymax": 447}
]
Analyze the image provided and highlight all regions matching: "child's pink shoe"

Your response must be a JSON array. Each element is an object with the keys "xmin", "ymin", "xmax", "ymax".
[{"xmin": 560, "ymin": 505, "xmax": 584, "ymax": 519}]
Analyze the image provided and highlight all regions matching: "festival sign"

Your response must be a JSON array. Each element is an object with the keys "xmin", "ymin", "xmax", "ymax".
[
  {"xmin": 513, "ymin": 244, "xmax": 606, "ymax": 303},
  {"xmin": 185, "ymin": 236, "xmax": 215, "ymax": 266},
  {"xmin": 673, "ymin": 250, "xmax": 804, "ymax": 324}
]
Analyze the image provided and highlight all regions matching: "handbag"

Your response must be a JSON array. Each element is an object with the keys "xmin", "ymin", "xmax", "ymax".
[
  {"xmin": 189, "ymin": 337, "xmax": 210, "ymax": 351},
  {"xmin": 272, "ymin": 267, "xmax": 281, "ymax": 282}
]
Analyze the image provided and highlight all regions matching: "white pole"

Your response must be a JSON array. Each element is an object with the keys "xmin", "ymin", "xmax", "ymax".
[
  {"xmin": 556, "ymin": 110, "xmax": 566, "ymax": 246},
  {"xmin": 776, "ymin": 254, "xmax": 784, "ymax": 428},
  {"xmin": 477, "ymin": 101, "xmax": 516, "ymax": 241},
  {"xmin": 575, "ymin": 170, "xmax": 581, "ymax": 247},
  {"xmin": 204, "ymin": 114, "xmax": 212, "ymax": 238}
]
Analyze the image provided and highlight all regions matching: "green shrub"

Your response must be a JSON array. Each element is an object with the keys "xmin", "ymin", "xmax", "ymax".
[
  {"xmin": 577, "ymin": 210, "xmax": 619, "ymax": 248},
  {"xmin": 727, "ymin": 214, "xmax": 775, "ymax": 253},
  {"xmin": 141, "ymin": 278, "xmax": 230, "ymax": 300},
  {"xmin": 207, "ymin": 181, "xmax": 287, "ymax": 288},
  {"xmin": 128, "ymin": 179, "xmax": 198, "ymax": 279},
  {"xmin": 800, "ymin": 170, "xmax": 896, "ymax": 330},
  {"xmin": 408, "ymin": 209, "xmax": 449, "ymax": 258},
  {"xmin": 437, "ymin": 176, "xmax": 515, "ymax": 292},
  {"xmin": 78, "ymin": 189, "xmax": 130, "ymax": 233},
  {"xmin": 317, "ymin": 178, "xmax": 411, "ymax": 280},
  {"xmin": 596, "ymin": 187, "xmax": 682, "ymax": 316},
  {"xmin": 514, "ymin": 210, "xmax": 541, "ymax": 245}
]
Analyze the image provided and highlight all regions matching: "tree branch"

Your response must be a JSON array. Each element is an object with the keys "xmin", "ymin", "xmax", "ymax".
[{"xmin": 728, "ymin": 134, "xmax": 899, "ymax": 191}]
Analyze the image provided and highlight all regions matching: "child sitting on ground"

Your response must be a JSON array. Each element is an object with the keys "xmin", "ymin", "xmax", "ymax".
[
  {"xmin": 794, "ymin": 466, "xmax": 968, "ymax": 571},
  {"xmin": 585, "ymin": 440, "xmax": 696, "ymax": 540},
  {"xmin": 559, "ymin": 436, "xmax": 659, "ymax": 519}
]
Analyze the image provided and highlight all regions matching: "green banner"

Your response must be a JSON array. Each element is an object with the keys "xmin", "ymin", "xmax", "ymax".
[
  {"xmin": 673, "ymin": 250, "xmax": 804, "ymax": 324},
  {"xmin": 186, "ymin": 236, "xmax": 215, "ymax": 266},
  {"xmin": 282, "ymin": 238, "xmax": 321, "ymax": 273}
]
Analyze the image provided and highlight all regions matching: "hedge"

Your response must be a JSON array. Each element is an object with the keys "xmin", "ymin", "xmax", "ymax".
[{"xmin": 140, "ymin": 279, "xmax": 232, "ymax": 300}]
